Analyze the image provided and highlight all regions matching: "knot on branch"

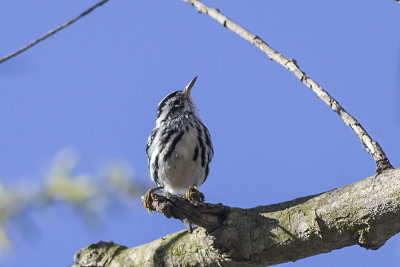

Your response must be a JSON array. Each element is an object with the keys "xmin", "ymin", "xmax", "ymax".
[{"xmin": 357, "ymin": 227, "xmax": 387, "ymax": 250}]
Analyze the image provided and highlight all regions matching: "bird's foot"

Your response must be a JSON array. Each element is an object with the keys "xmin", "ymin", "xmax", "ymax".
[
  {"xmin": 142, "ymin": 187, "xmax": 162, "ymax": 215},
  {"xmin": 184, "ymin": 186, "xmax": 205, "ymax": 203}
]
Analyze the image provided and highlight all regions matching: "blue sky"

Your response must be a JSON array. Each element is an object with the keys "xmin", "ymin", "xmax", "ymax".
[{"xmin": 1, "ymin": 0, "xmax": 400, "ymax": 266}]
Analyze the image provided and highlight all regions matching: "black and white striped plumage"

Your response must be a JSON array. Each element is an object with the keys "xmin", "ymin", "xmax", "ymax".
[{"xmin": 146, "ymin": 77, "xmax": 213, "ymax": 196}]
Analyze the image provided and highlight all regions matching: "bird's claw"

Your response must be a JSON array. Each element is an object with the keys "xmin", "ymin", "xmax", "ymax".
[
  {"xmin": 184, "ymin": 186, "xmax": 205, "ymax": 203},
  {"xmin": 142, "ymin": 187, "xmax": 162, "ymax": 215}
]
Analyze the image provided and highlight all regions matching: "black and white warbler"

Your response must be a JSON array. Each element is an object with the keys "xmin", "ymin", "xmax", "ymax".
[{"xmin": 144, "ymin": 76, "xmax": 213, "ymax": 211}]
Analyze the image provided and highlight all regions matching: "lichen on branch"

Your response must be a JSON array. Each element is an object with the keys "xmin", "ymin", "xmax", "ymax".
[{"xmin": 74, "ymin": 168, "xmax": 400, "ymax": 266}]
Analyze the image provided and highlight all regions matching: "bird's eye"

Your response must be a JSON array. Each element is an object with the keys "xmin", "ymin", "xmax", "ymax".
[{"xmin": 173, "ymin": 99, "xmax": 181, "ymax": 106}]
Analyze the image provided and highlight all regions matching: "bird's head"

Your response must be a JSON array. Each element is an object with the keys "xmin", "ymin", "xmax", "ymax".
[{"xmin": 156, "ymin": 76, "xmax": 198, "ymax": 122}]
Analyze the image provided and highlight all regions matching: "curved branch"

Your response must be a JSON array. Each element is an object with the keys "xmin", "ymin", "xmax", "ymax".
[
  {"xmin": 74, "ymin": 168, "xmax": 400, "ymax": 266},
  {"xmin": 0, "ymin": 0, "xmax": 110, "ymax": 64},
  {"xmin": 183, "ymin": 0, "xmax": 393, "ymax": 172}
]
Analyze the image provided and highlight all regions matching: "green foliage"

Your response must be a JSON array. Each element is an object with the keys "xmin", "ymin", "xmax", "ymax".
[{"xmin": 0, "ymin": 149, "xmax": 146, "ymax": 252}]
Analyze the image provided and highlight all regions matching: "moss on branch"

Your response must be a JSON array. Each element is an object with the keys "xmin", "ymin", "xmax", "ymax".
[{"xmin": 74, "ymin": 168, "xmax": 400, "ymax": 266}]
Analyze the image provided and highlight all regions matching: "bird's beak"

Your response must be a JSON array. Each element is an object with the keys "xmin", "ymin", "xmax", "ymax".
[{"xmin": 183, "ymin": 76, "xmax": 198, "ymax": 95}]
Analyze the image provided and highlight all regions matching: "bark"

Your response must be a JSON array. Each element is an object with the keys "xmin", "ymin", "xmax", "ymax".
[
  {"xmin": 73, "ymin": 168, "xmax": 400, "ymax": 266},
  {"xmin": 71, "ymin": 1, "xmax": 399, "ymax": 266}
]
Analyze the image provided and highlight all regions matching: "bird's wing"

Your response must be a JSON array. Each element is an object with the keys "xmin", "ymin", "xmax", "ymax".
[{"xmin": 146, "ymin": 128, "xmax": 158, "ymax": 157}]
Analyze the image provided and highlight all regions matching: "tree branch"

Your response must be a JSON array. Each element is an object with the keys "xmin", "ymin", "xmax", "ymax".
[
  {"xmin": 182, "ymin": 0, "xmax": 393, "ymax": 172},
  {"xmin": 0, "ymin": 0, "xmax": 110, "ymax": 64},
  {"xmin": 70, "ymin": 1, "xmax": 398, "ymax": 266},
  {"xmin": 74, "ymin": 168, "xmax": 400, "ymax": 266}
]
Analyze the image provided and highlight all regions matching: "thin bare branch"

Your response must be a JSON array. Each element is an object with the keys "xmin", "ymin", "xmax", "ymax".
[
  {"xmin": 0, "ymin": 0, "xmax": 110, "ymax": 64},
  {"xmin": 183, "ymin": 0, "xmax": 393, "ymax": 172}
]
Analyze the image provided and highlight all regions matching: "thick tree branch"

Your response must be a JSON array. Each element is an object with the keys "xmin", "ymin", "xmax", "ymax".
[
  {"xmin": 70, "ymin": 1, "xmax": 398, "ymax": 266},
  {"xmin": 0, "ymin": 0, "xmax": 110, "ymax": 64},
  {"xmin": 182, "ymin": 0, "xmax": 393, "ymax": 172},
  {"xmin": 74, "ymin": 168, "xmax": 400, "ymax": 266}
]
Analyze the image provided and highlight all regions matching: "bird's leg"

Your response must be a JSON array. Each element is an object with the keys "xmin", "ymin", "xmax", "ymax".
[
  {"xmin": 142, "ymin": 187, "xmax": 162, "ymax": 215},
  {"xmin": 184, "ymin": 186, "xmax": 205, "ymax": 203}
]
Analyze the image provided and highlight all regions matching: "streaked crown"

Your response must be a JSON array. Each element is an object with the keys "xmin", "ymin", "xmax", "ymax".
[{"xmin": 156, "ymin": 76, "xmax": 198, "ymax": 121}]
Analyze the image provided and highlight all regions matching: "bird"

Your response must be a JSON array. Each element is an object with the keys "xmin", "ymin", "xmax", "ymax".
[{"xmin": 143, "ymin": 76, "xmax": 213, "ymax": 213}]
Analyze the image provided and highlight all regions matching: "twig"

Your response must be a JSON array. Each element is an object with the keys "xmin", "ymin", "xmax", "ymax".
[
  {"xmin": 183, "ymin": 0, "xmax": 393, "ymax": 172},
  {"xmin": 0, "ymin": 0, "xmax": 110, "ymax": 64}
]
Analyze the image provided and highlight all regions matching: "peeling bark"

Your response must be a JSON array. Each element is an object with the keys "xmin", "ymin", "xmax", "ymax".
[{"xmin": 73, "ymin": 168, "xmax": 400, "ymax": 266}]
